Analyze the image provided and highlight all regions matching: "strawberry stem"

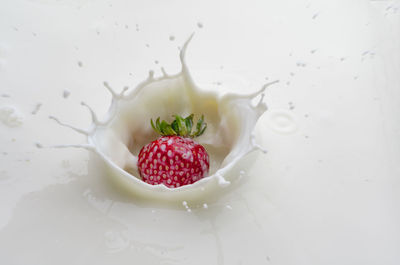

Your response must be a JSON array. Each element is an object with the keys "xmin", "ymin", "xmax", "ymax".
[{"xmin": 150, "ymin": 114, "xmax": 207, "ymax": 138}]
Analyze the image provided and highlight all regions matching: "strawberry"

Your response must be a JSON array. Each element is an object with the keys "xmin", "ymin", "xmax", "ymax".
[{"xmin": 137, "ymin": 114, "xmax": 209, "ymax": 188}]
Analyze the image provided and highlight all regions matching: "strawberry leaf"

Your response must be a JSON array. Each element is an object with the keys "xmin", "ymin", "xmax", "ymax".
[
  {"xmin": 151, "ymin": 118, "xmax": 162, "ymax": 135},
  {"xmin": 160, "ymin": 120, "xmax": 176, "ymax": 136},
  {"xmin": 164, "ymin": 125, "xmax": 177, "ymax": 135},
  {"xmin": 193, "ymin": 114, "xmax": 207, "ymax": 137},
  {"xmin": 150, "ymin": 114, "xmax": 206, "ymax": 137},
  {"xmin": 156, "ymin": 117, "xmax": 161, "ymax": 132},
  {"xmin": 171, "ymin": 119, "xmax": 179, "ymax": 134},
  {"xmin": 198, "ymin": 122, "xmax": 207, "ymax": 136},
  {"xmin": 174, "ymin": 115, "xmax": 187, "ymax": 136},
  {"xmin": 185, "ymin": 114, "xmax": 194, "ymax": 135}
]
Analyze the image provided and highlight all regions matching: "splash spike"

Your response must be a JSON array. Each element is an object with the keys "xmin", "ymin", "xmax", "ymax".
[
  {"xmin": 103, "ymin": 82, "xmax": 117, "ymax": 98},
  {"xmin": 80, "ymin": 101, "xmax": 99, "ymax": 124},
  {"xmin": 51, "ymin": 144, "xmax": 95, "ymax": 151},
  {"xmin": 49, "ymin": 116, "xmax": 89, "ymax": 135}
]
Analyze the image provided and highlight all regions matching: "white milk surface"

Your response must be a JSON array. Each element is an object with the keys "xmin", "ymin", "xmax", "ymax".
[{"xmin": 0, "ymin": 0, "xmax": 399, "ymax": 264}]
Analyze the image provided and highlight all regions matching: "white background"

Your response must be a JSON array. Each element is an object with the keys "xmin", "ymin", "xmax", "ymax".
[{"xmin": 0, "ymin": 0, "xmax": 399, "ymax": 264}]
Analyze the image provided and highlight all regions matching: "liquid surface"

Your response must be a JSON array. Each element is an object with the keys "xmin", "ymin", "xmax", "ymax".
[{"xmin": 0, "ymin": 0, "xmax": 399, "ymax": 265}]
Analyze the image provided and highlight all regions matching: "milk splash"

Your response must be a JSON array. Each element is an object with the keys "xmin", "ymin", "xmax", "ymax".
[{"xmin": 50, "ymin": 35, "xmax": 278, "ymax": 201}]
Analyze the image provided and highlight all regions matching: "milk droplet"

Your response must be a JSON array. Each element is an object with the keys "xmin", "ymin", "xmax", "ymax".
[
  {"xmin": 216, "ymin": 173, "xmax": 230, "ymax": 187},
  {"xmin": 362, "ymin": 50, "xmax": 369, "ymax": 56},
  {"xmin": 203, "ymin": 203, "xmax": 208, "ymax": 209},
  {"xmin": 0, "ymin": 105, "xmax": 24, "ymax": 127},
  {"xmin": 197, "ymin": 22, "xmax": 203, "ymax": 28},
  {"xmin": 169, "ymin": 35, "xmax": 175, "ymax": 41},
  {"xmin": 296, "ymin": 61, "xmax": 307, "ymax": 67},
  {"xmin": 31, "ymin": 103, "xmax": 42, "ymax": 115},
  {"xmin": 63, "ymin": 90, "xmax": 71, "ymax": 98}
]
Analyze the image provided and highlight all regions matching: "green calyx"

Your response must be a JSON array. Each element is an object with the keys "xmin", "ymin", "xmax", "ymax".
[{"xmin": 151, "ymin": 114, "xmax": 207, "ymax": 138}]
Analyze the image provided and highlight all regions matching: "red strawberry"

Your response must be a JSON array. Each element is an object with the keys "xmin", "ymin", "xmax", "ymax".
[{"xmin": 137, "ymin": 114, "xmax": 209, "ymax": 188}]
